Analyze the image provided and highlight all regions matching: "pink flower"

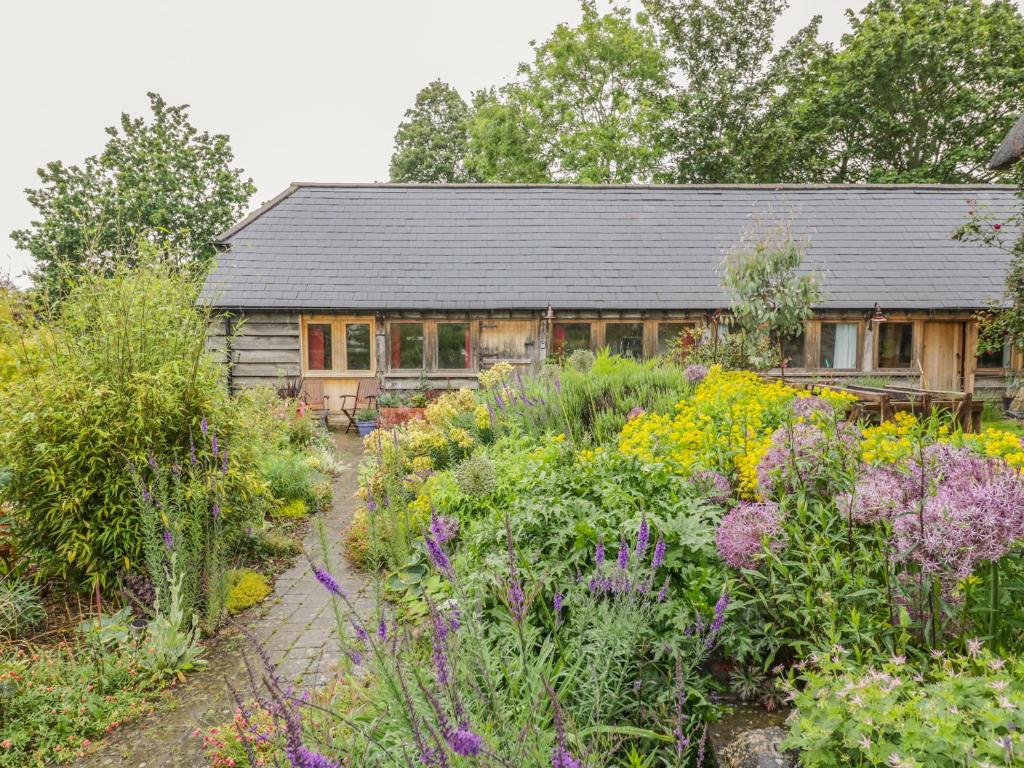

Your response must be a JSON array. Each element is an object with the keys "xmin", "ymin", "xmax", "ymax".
[{"xmin": 715, "ymin": 501, "xmax": 785, "ymax": 570}]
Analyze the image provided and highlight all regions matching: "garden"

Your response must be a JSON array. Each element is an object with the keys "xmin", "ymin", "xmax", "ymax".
[
  {"xmin": 195, "ymin": 346, "xmax": 1024, "ymax": 768},
  {"xmin": 0, "ymin": 261, "xmax": 340, "ymax": 766}
]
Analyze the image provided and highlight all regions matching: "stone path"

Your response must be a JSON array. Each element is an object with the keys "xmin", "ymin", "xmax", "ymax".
[{"xmin": 77, "ymin": 431, "xmax": 372, "ymax": 768}]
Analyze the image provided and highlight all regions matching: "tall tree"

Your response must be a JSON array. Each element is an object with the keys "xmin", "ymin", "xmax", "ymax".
[
  {"xmin": 468, "ymin": 2, "xmax": 675, "ymax": 183},
  {"xmin": 760, "ymin": 0, "xmax": 1024, "ymax": 183},
  {"xmin": 644, "ymin": 0, "xmax": 826, "ymax": 183},
  {"xmin": 389, "ymin": 80, "xmax": 477, "ymax": 183},
  {"xmin": 12, "ymin": 92, "xmax": 255, "ymax": 295}
]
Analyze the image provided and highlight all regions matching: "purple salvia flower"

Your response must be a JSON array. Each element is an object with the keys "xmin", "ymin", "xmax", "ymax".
[
  {"xmin": 147, "ymin": 453, "xmax": 158, "ymax": 470},
  {"xmin": 142, "ymin": 487, "xmax": 151, "ymax": 503},
  {"xmin": 657, "ymin": 576, "xmax": 670, "ymax": 603},
  {"xmin": 200, "ymin": 416, "xmax": 208, "ymax": 437},
  {"xmin": 652, "ymin": 536, "xmax": 666, "ymax": 570},
  {"xmin": 351, "ymin": 621, "xmax": 369, "ymax": 643},
  {"xmin": 212, "ymin": 502, "xmax": 221, "ymax": 519},
  {"xmin": 211, "ymin": 433, "xmax": 219, "ymax": 458},
  {"xmin": 288, "ymin": 746, "xmax": 341, "ymax": 768},
  {"xmin": 221, "ymin": 450, "xmax": 229, "ymax": 475},
  {"xmin": 189, "ymin": 437, "xmax": 197, "ymax": 465},
  {"xmin": 494, "ymin": 391, "xmax": 505, "ymax": 410},
  {"xmin": 377, "ymin": 620, "xmax": 388, "ymax": 641},
  {"xmin": 554, "ymin": 373, "xmax": 561, "ymax": 393},
  {"xmin": 448, "ymin": 724, "xmax": 483, "ymax": 757},
  {"xmin": 617, "ymin": 535, "xmax": 629, "ymax": 570},
  {"xmin": 162, "ymin": 528, "xmax": 173, "ymax": 549},
  {"xmin": 424, "ymin": 533, "xmax": 454, "ymax": 578},
  {"xmin": 313, "ymin": 567, "xmax": 347, "ymax": 598},
  {"xmin": 553, "ymin": 592, "xmax": 564, "ymax": 626},
  {"xmin": 635, "ymin": 516, "xmax": 650, "ymax": 558},
  {"xmin": 705, "ymin": 592, "xmax": 729, "ymax": 648},
  {"xmin": 595, "ymin": 535, "xmax": 605, "ymax": 566}
]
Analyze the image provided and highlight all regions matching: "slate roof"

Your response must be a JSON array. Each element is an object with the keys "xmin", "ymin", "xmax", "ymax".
[
  {"xmin": 203, "ymin": 183, "xmax": 1019, "ymax": 312},
  {"xmin": 990, "ymin": 114, "xmax": 1024, "ymax": 170}
]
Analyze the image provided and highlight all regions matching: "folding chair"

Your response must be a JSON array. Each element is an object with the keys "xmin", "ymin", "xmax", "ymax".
[
  {"xmin": 338, "ymin": 379, "xmax": 382, "ymax": 433},
  {"xmin": 298, "ymin": 378, "xmax": 329, "ymax": 426}
]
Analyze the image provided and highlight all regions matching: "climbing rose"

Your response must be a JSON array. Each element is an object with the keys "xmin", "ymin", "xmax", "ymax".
[{"xmin": 715, "ymin": 501, "xmax": 784, "ymax": 570}]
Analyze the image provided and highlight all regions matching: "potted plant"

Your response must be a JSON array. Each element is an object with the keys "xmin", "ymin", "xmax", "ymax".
[
  {"xmin": 355, "ymin": 407, "xmax": 378, "ymax": 437},
  {"xmin": 378, "ymin": 391, "xmax": 428, "ymax": 427}
]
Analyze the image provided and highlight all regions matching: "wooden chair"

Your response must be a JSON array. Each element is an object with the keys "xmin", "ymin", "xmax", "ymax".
[
  {"xmin": 338, "ymin": 379, "xmax": 382, "ymax": 433},
  {"xmin": 298, "ymin": 378, "xmax": 329, "ymax": 426}
]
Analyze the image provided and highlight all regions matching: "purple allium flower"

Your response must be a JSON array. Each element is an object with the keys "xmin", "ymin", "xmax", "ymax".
[
  {"xmin": 791, "ymin": 395, "xmax": 835, "ymax": 419},
  {"xmin": 684, "ymin": 364, "xmax": 709, "ymax": 384},
  {"xmin": 626, "ymin": 405, "xmax": 646, "ymax": 421},
  {"xmin": 553, "ymin": 591, "xmax": 564, "ymax": 626},
  {"xmin": 715, "ymin": 501, "xmax": 785, "ymax": 570},
  {"xmin": 635, "ymin": 516, "xmax": 650, "ymax": 558},
  {"xmin": 840, "ymin": 464, "xmax": 918, "ymax": 525},
  {"xmin": 162, "ymin": 528, "xmax": 173, "ymax": 549},
  {"xmin": 448, "ymin": 724, "xmax": 484, "ymax": 757},
  {"xmin": 313, "ymin": 567, "xmax": 347, "ymax": 598},
  {"xmin": 200, "ymin": 416, "xmax": 208, "ymax": 437},
  {"xmin": 595, "ymin": 535, "xmax": 605, "ymax": 567},
  {"xmin": 616, "ymin": 535, "xmax": 629, "ymax": 570},
  {"xmin": 690, "ymin": 470, "xmax": 732, "ymax": 505},
  {"xmin": 757, "ymin": 422, "xmax": 857, "ymax": 497},
  {"xmin": 211, "ymin": 502, "xmax": 221, "ymax": 519},
  {"xmin": 652, "ymin": 536, "xmax": 666, "ymax": 570}
]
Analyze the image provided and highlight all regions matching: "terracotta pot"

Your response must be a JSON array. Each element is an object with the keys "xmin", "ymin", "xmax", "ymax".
[{"xmin": 379, "ymin": 406, "xmax": 427, "ymax": 428}]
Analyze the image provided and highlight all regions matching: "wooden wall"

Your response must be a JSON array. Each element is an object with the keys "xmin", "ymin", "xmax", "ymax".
[{"xmin": 208, "ymin": 311, "xmax": 301, "ymax": 391}]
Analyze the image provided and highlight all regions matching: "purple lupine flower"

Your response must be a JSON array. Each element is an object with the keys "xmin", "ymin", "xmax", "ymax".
[
  {"xmin": 684, "ymin": 364, "xmax": 709, "ymax": 384},
  {"xmin": 200, "ymin": 416, "xmax": 209, "ymax": 437},
  {"xmin": 313, "ymin": 567, "xmax": 347, "ymax": 598},
  {"xmin": 553, "ymin": 592, "xmax": 564, "ymax": 626},
  {"xmin": 652, "ymin": 536, "xmax": 666, "ymax": 570},
  {"xmin": 595, "ymin": 535, "xmax": 605, "ymax": 567},
  {"xmin": 448, "ymin": 724, "xmax": 483, "ymax": 757},
  {"xmin": 424, "ymin": 533, "xmax": 454, "ymax": 578},
  {"xmin": 162, "ymin": 528, "xmax": 173, "ymax": 549},
  {"xmin": 635, "ymin": 516, "xmax": 650, "ymax": 558},
  {"xmin": 494, "ymin": 391, "xmax": 505, "ymax": 410},
  {"xmin": 212, "ymin": 502, "xmax": 221, "ymax": 519},
  {"xmin": 715, "ymin": 501, "xmax": 784, "ymax": 570},
  {"xmin": 616, "ymin": 535, "xmax": 629, "ymax": 570},
  {"xmin": 211, "ymin": 434, "xmax": 219, "ymax": 458}
]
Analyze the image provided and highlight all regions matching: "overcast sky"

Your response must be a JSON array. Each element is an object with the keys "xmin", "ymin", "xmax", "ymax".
[{"xmin": 0, "ymin": 1, "xmax": 921, "ymax": 283}]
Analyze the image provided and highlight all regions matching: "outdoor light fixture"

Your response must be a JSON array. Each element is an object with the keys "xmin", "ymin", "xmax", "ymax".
[
  {"xmin": 871, "ymin": 303, "xmax": 887, "ymax": 323},
  {"xmin": 545, "ymin": 304, "xmax": 556, "ymax": 322}
]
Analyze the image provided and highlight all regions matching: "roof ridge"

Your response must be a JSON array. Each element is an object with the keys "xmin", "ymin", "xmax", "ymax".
[{"xmin": 288, "ymin": 181, "xmax": 1018, "ymax": 191}]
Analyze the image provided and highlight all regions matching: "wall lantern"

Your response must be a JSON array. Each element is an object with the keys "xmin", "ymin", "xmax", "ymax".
[
  {"xmin": 545, "ymin": 304, "xmax": 556, "ymax": 323},
  {"xmin": 871, "ymin": 303, "xmax": 887, "ymax": 323}
]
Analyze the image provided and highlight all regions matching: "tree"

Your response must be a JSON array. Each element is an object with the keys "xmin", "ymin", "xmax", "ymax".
[
  {"xmin": 643, "ymin": 0, "xmax": 827, "ymax": 183},
  {"xmin": 721, "ymin": 222, "xmax": 821, "ymax": 381},
  {"xmin": 468, "ymin": 2, "xmax": 675, "ymax": 183},
  {"xmin": 12, "ymin": 92, "xmax": 255, "ymax": 295},
  {"xmin": 760, "ymin": 0, "xmax": 1024, "ymax": 183},
  {"xmin": 389, "ymin": 80, "xmax": 477, "ymax": 183}
]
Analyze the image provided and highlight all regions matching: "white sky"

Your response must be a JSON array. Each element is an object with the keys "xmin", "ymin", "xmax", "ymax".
[{"xmin": 0, "ymin": 1, "xmax": 947, "ymax": 284}]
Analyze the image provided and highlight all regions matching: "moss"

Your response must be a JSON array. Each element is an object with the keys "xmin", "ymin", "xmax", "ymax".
[
  {"xmin": 272, "ymin": 499, "xmax": 308, "ymax": 520},
  {"xmin": 226, "ymin": 569, "xmax": 271, "ymax": 613}
]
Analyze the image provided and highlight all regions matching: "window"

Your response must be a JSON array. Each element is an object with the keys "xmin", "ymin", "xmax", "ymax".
[
  {"xmin": 605, "ymin": 323, "xmax": 644, "ymax": 360},
  {"xmin": 345, "ymin": 323, "xmax": 371, "ymax": 371},
  {"xmin": 878, "ymin": 322, "xmax": 914, "ymax": 368},
  {"xmin": 438, "ymin": 323, "xmax": 471, "ymax": 369},
  {"xmin": 782, "ymin": 331, "xmax": 806, "ymax": 368},
  {"xmin": 306, "ymin": 323, "xmax": 333, "ymax": 371},
  {"xmin": 657, "ymin": 322, "xmax": 695, "ymax": 356},
  {"xmin": 552, "ymin": 322, "xmax": 592, "ymax": 356},
  {"xmin": 819, "ymin": 323, "xmax": 858, "ymax": 369},
  {"xmin": 978, "ymin": 339, "xmax": 1012, "ymax": 369},
  {"xmin": 390, "ymin": 323, "xmax": 425, "ymax": 370}
]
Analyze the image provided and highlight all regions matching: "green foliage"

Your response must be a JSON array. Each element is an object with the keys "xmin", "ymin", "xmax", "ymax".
[
  {"xmin": 783, "ymin": 649, "xmax": 1024, "ymax": 767},
  {"xmin": 142, "ymin": 558, "xmax": 207, "ymax": 680},
  {"xmin": 225, "ymin": 569, "xmax": 271, "ymax": 613},
  {"xmin": 667, "ymin": 322, "xmax": 777, "ymax": 371},
  {"xmin": 758, "ymin": 0, "xmax": 1024, "ymax": 184},
  {"xmin": 0, "ymin": 576, "xmax": 44, "ymax": 640},
  {"xmin": 453, "ymin": 453, "xmax": 498, "ymax": 498},
  {"xmin": 272, "ymin": 498, "xmax": 309, "ymax": 520},
  {"xmin": 389, "ymin": 80, "xmax": 477, "ymax": 183},
  {"xmin": 259, "ymin": 449, "xmax": 324, "ymax": 508},
  {"xmin": 721, "ymin": 223, "xmax": 821, "ymax": 373},
  {"xmin": 12, "ymin": 92, "xmax": 255, "ymax": 295},
  {"xmin": 0, "ymin": 638, "xmax": 162, "ymax": 766},
  {"xmin": 0, "ymin": 260, "xmax": 226, "ymax": 588},
  {"xmin": 468, "ymin": 2, "xmax": 675, "ymax": 183},
  {"xmin": 566, "ymin": 348, "xmax": 596, "ymax": 373}
]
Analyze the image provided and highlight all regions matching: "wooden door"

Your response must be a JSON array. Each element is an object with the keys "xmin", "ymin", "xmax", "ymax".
[
  {"xmin": 921, "ymin": 321, "xmax": 964, "ymax": 392},
  {"xmin": 478, "ymin": 319, "xmax": 537, "ymax": 370}
]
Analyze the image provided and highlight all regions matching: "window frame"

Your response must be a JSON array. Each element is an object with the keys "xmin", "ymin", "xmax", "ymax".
[
  {"xmin": 603, "ymin": 321, "xmax": 645, "ymax": 360},
  {"xmin": 875, "ymin": 321, "xmax": 916, "ymax": 370},
  {"xmin": 388, "ymin": 321, "xmax": 427, "ymax": 372},
  {"xmin": 300, "ymin": 315, "xmax": 377, "ymax": 378},
  {"xmin": 384, "ymin": 319, "xmax": 479, "ymax": 375},
  {"xmin": 551, "ymin": 321, "xmax": 594, "ymax": 357},
  {"xmin": 977, "ymin": 337, "xmax": 1013, "ymax": 371},
  {"xmin": 656, "ymin": 321, "xmax": 698, "ymax": 357},
  {"xmin": 436, "ymin": 321, "xmax": 473, "ymax": 372},
  {"xmin": 816, "ymin": 320, "xmax": 861, "ymax": 371}
]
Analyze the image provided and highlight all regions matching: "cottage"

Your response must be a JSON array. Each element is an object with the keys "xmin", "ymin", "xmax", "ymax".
[{"xmin": 203, "ymin": 183, "xmax": 1020, "ymax": 412}]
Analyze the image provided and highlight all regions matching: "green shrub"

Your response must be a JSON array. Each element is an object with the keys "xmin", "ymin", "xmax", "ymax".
[
  {"xmin": 258, "ymin": 531, "xmax": 303, "ymax": 558},
  {"xmin": 226, "ymin": 569, "xmax": 271, "ymax": 613},
  {"xmin": 272, "ymin": 499, "xmax": 308, "ymax": 520},
  {"xmin": 0, "ymin": 577, "xmax": 44, "ymax": 640},
  {"xmin": 0, "ymin": 262, "xmax": 229, "ymax": 587},
  {"xmin": 259, "ymin": 450, "xmax": 317, "ymax": 504},
  {"xmin": 784, "ymin": 649, "xmax": 1024, "ymax": 767}
]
